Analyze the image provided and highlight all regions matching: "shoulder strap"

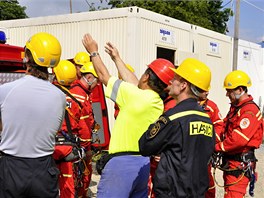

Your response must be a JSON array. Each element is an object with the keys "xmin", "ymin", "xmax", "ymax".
[
  {"xmin": 55, "ymin": 84, "xmax": 82, "ymax": 108},
  {"xmin": 227, "ymin": 101, "xmax": 257, "ymax": 120},
  {"xmin": 63, "ymin": 109, "xmax": 76, "ymax": 142},
  {"xmin": 54, "ymin": 84, "xmax": 80, "ymax": 142}
]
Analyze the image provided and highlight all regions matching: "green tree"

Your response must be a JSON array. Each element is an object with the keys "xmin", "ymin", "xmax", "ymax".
[
  {"xmin": 108, "ymin": 0, "xmax": 232, "ymax": 34},
  {"xmin": 86, "ymin": 0, "xmax": 110, "ymax": 11},
  {"xmin": 0, "ymin": 0, "xmax": 27, "ymax": 20}
]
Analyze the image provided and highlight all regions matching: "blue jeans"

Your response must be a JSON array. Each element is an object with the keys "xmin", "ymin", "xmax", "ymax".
[{"xmin": 97, "ymin": 155, "xmax": 150, "ymax": 198}]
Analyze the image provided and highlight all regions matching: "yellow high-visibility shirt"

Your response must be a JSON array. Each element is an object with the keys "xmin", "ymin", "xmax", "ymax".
[{"xmin": 105, "ymin": 76, "xmax": 163, "ymax": 154}]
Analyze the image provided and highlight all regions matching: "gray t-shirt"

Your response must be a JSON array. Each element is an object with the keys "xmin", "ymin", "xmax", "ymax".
[{"xmin": 0, "ymin": 75, "xmax": 66, "ymax": 158}]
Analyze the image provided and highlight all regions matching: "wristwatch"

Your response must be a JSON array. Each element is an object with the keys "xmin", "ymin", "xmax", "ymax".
[{"xmin": 90, "ymin": 52, "xmax": 99, "ymax": 58}]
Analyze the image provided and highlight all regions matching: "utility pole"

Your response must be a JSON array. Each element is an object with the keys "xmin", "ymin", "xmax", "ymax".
[
  {"xmin": 70, "ymin": 0, "xmax": 73, "ymax": 14},
  {"xmin": 232, "ymin": 0, "xmax": 240, "ymax": 71}
]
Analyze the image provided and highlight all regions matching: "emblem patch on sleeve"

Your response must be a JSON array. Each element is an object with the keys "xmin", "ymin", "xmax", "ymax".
[
  {"xmin": 149, "ymin": 122, "xmax": 161, "ymax": 139},
  {"xmin": 240, "ymin": 118, "xmax": 250, "ymax": 129},
  {"xmin": 148, "ymin": 116, "xmax": 168, "ymax": 139}
]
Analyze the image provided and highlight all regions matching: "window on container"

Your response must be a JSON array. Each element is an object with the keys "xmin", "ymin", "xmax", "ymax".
[{"xmin": 157, "ymin": 47, "xmax": 175, "ymax": 65}]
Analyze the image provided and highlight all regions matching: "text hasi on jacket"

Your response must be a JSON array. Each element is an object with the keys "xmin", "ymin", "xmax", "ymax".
[{"xmin": 189, "ymin": 121, "xmax": 213, "ymax": 137}]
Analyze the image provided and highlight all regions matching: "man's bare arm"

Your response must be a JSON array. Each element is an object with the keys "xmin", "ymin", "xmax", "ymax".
[
  {"xmin": 82, "ymin": 34, "xmax": 111, "ymax": 86},
  {"xmin": 105, "ymin": 42, "xmax": 138, "ymax": 85}
]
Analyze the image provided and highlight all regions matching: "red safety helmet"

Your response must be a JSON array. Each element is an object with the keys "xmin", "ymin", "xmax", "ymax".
[{"xmin": 148, "ymin": 58, "xmax": 175, "ymax": 85}]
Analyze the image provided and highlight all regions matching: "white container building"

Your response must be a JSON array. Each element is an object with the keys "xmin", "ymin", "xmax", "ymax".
[
  {"xmin": 237, "ymin": 40, "xmax": 264, "ymax": 112},
  {"xmin": 1, "ymin": 6, "xmax": 263, "ymax": 129}
]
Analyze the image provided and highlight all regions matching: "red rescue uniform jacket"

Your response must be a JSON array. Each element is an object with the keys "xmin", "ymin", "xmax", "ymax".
[
  {"xmin": 215, "ymin": 95, "xmax": 263, "ymax": 154},
  {"xmin": 200, "ymin": 98, "xmax": 224, "ymax": 198},
  {"xmin": 61, "ymin": 79, "xmax": 95, "ymax": 150},
  {"xmin": 200, "ymin": 99, "xmax": 224, "ymax": 143},
  {"xmin": 163, "ymin": 96, "xmax": 176, "ymax": 112}
]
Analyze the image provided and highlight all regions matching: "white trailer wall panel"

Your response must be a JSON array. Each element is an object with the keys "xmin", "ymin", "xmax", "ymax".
[
  {"xmin": 237, "ymin": 40, "xmax": 264, "ymax": 111},
  {"xmin": 0, "ymin": 9, "xmax": 134, "ymax": 129},
  {"xmin": 0, "ymin": 6, "xmax": 239, "ymax": 127},
  {"xmin": 193, "ymin": 26, "xmax": 233, "ymax": 115},
  {"xmin": 136, "ymin": 18, "xmax": 192, "ymax": 74}
]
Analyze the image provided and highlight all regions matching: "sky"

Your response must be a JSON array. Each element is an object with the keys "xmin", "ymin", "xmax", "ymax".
[{"xmin": 17, "ymin": 0, "xmax": 264, "ymax": 44}]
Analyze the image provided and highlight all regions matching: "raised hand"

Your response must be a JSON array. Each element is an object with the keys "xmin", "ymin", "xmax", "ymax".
[
  {"xmin": 105, "ymin": 42, "xmax": 120, "ymax": 61},
  {"xmin": 82, "ymin": 33, "xmax": 98, "ymax": 54}
]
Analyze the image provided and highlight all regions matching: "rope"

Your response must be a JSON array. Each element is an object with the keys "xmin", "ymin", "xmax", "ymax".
[
  {"xmin": 211, "ymin": 152, "xmax": 251, "ymax": 188},
  {"xmin": 208, "ymin": 184, "xmax": 215, "ymax": 190},
  {"xmin": 212, "ymin": 165, "xmax": 246, "ymax": 188}
]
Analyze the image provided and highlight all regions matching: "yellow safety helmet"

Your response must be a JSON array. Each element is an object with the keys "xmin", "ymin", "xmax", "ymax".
[
  {"xmin": 25, "ymin": 32, "xmax": 61, "ymax": 68},
  {"xmin": 171, "ymin": 58, "xmax": 211, "ymax": 91},
  {"xmin": 223, "ymin": 70, "xmax": 252, "ymax": 89},
  {"xmin": 73, "ymin": 52, "xmax": 90, "ymax": 66},
  {"xmin": 53, "ymin": 60, "xmax": 77, "ymax": 86},
  {"xmin": 80, "ymin": 62, "xmax": 98, "ymax": 77},
  {"xmin": 118, "ymin": 64, "xmax": 135, "ymax": 79}
]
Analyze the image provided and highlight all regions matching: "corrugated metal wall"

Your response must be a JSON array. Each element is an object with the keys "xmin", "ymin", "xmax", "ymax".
[
  {"xmin": 192, "ymin": 26, "xmax": 233, "ymax": 115},
  {"xmin": 135, "ymin": 8, "xmax": 233, "ymax": 115},
  {"xmin": 1, "ymin": 6, "xmax": 262, "ymax": 127},
  {"xmin": 0, "ymin": 9, "xmax": 132, "ymax": 129}
]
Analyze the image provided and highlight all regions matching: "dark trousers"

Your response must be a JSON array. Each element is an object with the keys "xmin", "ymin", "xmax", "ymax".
[{"xmin": 0, "ymin": 153, "xmax": 59, "ymax": 198}]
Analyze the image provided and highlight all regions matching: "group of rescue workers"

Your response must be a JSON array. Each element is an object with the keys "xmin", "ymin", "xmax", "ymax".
[
  {"xmin": 0, "ymin": 31, "xmax": 263, "ymax": 198},
  {"xmin": 52, "ymin": 52, "xmax": 98, "ymax": 198}
]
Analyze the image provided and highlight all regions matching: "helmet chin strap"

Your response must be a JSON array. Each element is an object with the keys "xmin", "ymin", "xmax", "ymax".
[{"xmin": 190, "ymin": 84, "xmax": 203, "ymax": 98}]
